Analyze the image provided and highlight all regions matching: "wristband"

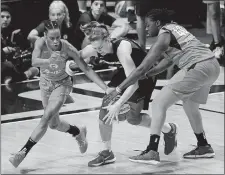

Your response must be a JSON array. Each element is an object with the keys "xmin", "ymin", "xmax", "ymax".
[{"xmin": 116, "ymin": 86, "xmax": 122, "ymax": 94}]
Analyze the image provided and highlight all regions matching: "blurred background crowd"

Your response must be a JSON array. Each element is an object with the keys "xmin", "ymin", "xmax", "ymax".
[{"xmin": 1, "ymin": 0, "xmax": 225, "ymax": 85}]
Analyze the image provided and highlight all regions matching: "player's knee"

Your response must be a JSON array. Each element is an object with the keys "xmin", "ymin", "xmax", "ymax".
[
  {"xmin": 127, "ymin": 117, "xmax": 141, "ymax": 126},
  {"xmin": 48, "ymin": 122, "xmax": 59, "ymax": 130}
]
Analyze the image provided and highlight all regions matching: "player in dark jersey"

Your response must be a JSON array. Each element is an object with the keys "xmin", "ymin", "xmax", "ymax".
[
  {"xmin": 9, "ymin": 20, "xmax": 111, "ymax": 168},
  {"xmin": 72, "ymin": 22, "xmax": 178, "ymax": 167},
  {"xmin": 108, "ymin": 9, "xmax": 220, "ymax": 164}
]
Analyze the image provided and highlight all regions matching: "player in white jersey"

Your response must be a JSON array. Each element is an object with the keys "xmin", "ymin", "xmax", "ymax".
[
  {"xmin": 105, "ymin": 9, "xmax": 220, "ymax": 164},
  {"xmin": 9, "ymin": 20, "xmax": 111, "ymax": 168}
]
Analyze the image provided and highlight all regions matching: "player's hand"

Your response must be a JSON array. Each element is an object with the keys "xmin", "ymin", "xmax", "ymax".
[
  {"xmin": 102, "ymin": 89, "xmax": 120, "ymax": 107},
  {"xmin": 102, "ymin": 101, "xmax": 121, "ymax": 125}
]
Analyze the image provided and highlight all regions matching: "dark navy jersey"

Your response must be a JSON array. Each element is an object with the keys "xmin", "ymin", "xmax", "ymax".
[{"xmin": 99, "ymin": 38, "xmax": 157, "ymax": 110}]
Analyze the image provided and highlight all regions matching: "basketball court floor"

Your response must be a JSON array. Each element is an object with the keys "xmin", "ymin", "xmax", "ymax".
[{"xmin": 1, "ymin": 64, "xmax": 224, "ymax": 174}]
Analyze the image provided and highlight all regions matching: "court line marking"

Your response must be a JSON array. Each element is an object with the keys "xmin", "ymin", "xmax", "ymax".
[{"xmin": 1, "ymin": 101, "xmax": 224, "ymax": 124}]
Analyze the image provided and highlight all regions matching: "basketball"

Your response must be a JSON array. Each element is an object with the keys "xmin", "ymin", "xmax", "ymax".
[
  {"xmin": 104, "ymin": 94, "xmax": 131, "ymax": 121},
  {"xmin": 115, "ymin": 1, "xmax": 127, "ymax": 18},
  {"xmin": 65, "ymin": 60, "xmax": 80, "ymax": 76}
]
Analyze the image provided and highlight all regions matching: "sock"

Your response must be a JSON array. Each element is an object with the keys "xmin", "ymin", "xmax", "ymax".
[
  {"xmin": 195, "ymin": 132, "xmax": 208, "ymax": 146},
  {"xmin": 20, "ymin": 138, "xmax": 37, "ymax": 155},
  {"xmin": 148, "ymin": 134, "xmax": 160, "ymax": 152},
  {"xmin": 67, "ymin": 125, "xmax": 80, "ymax": 137},
  {"xmin": 103, "ymin": 140, "xmax": 111, "ymax": 151}
]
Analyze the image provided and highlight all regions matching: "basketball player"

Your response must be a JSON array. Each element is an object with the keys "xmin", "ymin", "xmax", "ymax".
[
  {"xmin": 9, "ymin": 20, "xmax": 111, "ymax": 168},
  {"xmin": 107, "ymin": 9, "xmax": 220, "ymax": 164},
  {"xmin": 77, "ymin": 22, "xmax": 178, "ymax": 167}
]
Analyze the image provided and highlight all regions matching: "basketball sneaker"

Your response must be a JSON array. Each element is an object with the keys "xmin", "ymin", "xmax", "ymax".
[
  {"xmin": 183, "ymin": 144, "xmax": 215, "ymax": 159},
  {"xmin": 75, "ymin": 126, "xmax": 88, "ymax": 154},
  {"xmin": 9, "ymin": 148, "xmax": 27, "ymax": 168},
  {"xmin": 129, "ymin": 149, "xmax": 160, "ymax": 165},
  {"xmin": 127, "ymin": 9, "xmax": 136, "ymax": 23},
  {"xmin": 88, "ymin": 150, "xmax": 116, "ymax": 167},
  {"xmin": 213, "ymin": 46, "xmax": 224, "ymax": 59},
  {"xmin": 163, "ymin": 123, "xmax": 178, "ymax": 155}
]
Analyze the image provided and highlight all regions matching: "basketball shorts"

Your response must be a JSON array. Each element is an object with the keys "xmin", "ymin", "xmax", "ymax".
[
  {"xmin": 167, "ymin": 58, "xmax": 220, "ymax": 104},
  {"xmin": 99, "ymin": 99, "xmax": 144, "ymax": 125},
  {"xmin": 39, "ymin": 76, "xmax": 73, "ymax": 108}
]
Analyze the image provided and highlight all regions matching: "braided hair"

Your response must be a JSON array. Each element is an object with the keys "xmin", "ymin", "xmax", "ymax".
[
  {"xmin": 44, "ymin": 20, "xmax": 60, "ymax": 33},
  {"xmin": 146, "ymin": 9, "xmax": 175, "ymax": 24},
  {"xmin": 80, "ymin": 21, "xmax": 110, "ymax": 42}
]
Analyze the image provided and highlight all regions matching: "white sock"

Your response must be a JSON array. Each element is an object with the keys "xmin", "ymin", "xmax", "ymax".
[{"xmin": 103, "ymin": 140, "xmax": 111, "ymax": 151}]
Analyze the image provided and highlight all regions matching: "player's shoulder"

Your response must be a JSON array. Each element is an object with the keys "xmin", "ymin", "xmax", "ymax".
[
  {"xmin": 35, "ymin": 37, "xmax": 45, "ymax": 48},
  {"xmin": 117, "ymin": 39, "xmax": 132, "ymax": 52}
]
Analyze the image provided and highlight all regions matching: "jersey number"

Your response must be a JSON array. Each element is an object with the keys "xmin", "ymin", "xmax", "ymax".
[{"xmin": 173, "ymin": 26, "xmax": 188, "ymax": 36}]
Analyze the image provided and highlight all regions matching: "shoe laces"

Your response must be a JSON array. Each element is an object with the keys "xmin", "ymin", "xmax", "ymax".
[
  {"xmin": 75, "ymin": 135, "xmax": 86, "ymax": 147},
  {"xmin": 140, "ymin": 146, "xmax": 150, "ymax": 155}
]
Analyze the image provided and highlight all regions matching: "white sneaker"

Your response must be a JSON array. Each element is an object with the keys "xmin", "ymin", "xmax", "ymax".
[
  {"xmin": 75, "ymin": 126, "xmax": 88, "ymax": 153},
  {"xmin": 213, "ymin": 46, "xmax": 224, "ymax": 59}
]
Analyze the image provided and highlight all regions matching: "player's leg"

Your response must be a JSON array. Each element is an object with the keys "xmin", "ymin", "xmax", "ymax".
[
  {"xmin": 129, "ymin": 86, "xmax": 180, "ymax": 164},
  {"xmin": 47, "ymin": 78, "xmax": 88, "ymax": 154},
  {"xmin": 208, "ymin": 2, "xmax": 224, "ymax": 58},
  {"xmin": 88, "ymin": 108, "xmax": 117, "ymax": 167},
  {"xmin": 182, "ymin": 99, "xmax": 215, "ymax": 158},
  {"xmin": 9, "ymin": 78, "xmax": 58, "ymax": 167}
]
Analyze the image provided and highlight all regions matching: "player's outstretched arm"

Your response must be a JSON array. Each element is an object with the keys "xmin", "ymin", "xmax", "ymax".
[
  {"xmin": 117, "ymin": 32, "xmax": 171, "ymax": 92},
  {"xmin": 67, "ymin": 43, "xmax": 108, "ymax": 92},
  {"xmin": 145, "ymin": 58, "xmax": 173, "ymax": 79}
]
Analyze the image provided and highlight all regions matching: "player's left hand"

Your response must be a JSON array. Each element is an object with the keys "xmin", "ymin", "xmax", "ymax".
[{"xmin": 102, "ymin": 102, "xmax": 121, "ymax": 125}]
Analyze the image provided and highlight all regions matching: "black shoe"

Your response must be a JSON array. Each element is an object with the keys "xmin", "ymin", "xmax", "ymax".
[
  {"xmin": 163, "ymin": 123, "xmax": 178, "ymax": 155},
  {"xmin": 183, "ymin": 144, "xmax": 215, "ymax": 159},
  {"xmin": 127, "ymin": 9, "xmax": 136, "ymax": 23}
]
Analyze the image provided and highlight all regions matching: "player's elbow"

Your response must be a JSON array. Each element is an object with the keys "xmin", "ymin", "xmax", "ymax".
[{"xmin": 121, "ymin": 23, "xmax": 129, "ymax": 36}]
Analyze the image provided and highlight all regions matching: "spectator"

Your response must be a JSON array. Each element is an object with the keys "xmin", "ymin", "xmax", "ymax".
[
  {"xmin": 203, "ymin": 0, "xmax": 224, "ymax": 58},
  {"xmin": 73, "ymin": 0, "xmax": 129, "ymax": 50},
  {"xmin": 27, "ymin": 0, "xmax": 77, "ymax": 47},
  {"xmin": 1, "ymin": 5, "xmax": 39, "ymax": 84}
]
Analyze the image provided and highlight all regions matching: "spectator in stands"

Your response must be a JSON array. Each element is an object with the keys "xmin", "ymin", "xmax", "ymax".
[
  {"xmin": 203, "ymin": 0, "xmax": 224, "ymax": 58},
  {"xmin": 74, "ymin": 0, "xmax": 129, "ymax": 50},
  {"xmin": 1, "ymin": 5, "xmax": 39, "ymax": 84},
  {"xmin": 27, "ymin": 0, "xmax": 77, "ymax": 47}
]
